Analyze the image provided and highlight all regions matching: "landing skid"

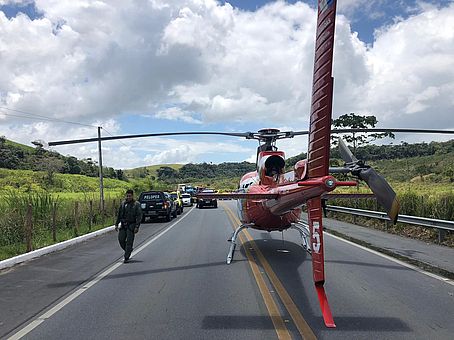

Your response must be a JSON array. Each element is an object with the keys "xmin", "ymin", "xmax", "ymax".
[
  {"xmin": 226, "ymin": 223, "xmax": 254, "ymax": 264},
  {"xmin": 290, "ymin": 221, "xmax": 312, "ymax": 254}
]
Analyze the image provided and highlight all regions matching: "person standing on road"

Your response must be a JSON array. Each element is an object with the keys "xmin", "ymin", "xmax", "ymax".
[{"xmin": 115, "ymin": 189, "xmax": 143, "ymax": 263}]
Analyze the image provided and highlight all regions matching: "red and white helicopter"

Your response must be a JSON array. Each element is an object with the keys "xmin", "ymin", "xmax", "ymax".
[{"xmin": 48, "ymin": 0, "xmax": 454, "ymax": 328}]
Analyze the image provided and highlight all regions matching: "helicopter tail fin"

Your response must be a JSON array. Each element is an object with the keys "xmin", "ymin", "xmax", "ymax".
[{"xmin": 307, "ymin": 0, "xmax": 337, "ymax": 179}]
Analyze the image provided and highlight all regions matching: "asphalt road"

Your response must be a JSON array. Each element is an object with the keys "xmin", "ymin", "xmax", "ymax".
[{"xmin": 1, "ymin": 201, "xmax": 453, "ymax": 339}]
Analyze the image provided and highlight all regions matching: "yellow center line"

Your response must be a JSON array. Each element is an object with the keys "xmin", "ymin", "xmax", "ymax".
[
  {"xmin": 222, "ymin": 206, "xmax": 292, "ymax": 340},
  {"xmin": 222, "ymin": 202, "xmax": 317, "ymax": 340}
]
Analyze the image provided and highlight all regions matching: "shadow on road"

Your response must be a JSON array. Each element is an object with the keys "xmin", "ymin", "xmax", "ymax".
[
  {"xmin": 326, "ymin": 259, "xmax": 412, "ymax": 271},
  {"xmin": 237, "ymin": 238, "xmax": 411, "ymax": 334},
  {"xmin": 201, "ymin": 315, "xmax": 410, "ymax": 332},
  {"xmin": 332, "ymin": 316, "xmax": 411, "ymax": 332}
]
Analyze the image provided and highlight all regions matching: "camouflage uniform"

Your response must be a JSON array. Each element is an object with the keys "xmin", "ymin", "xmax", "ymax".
[{"xmin": 115, "ymin": 200, "xmax": 142, "ymax": 261}]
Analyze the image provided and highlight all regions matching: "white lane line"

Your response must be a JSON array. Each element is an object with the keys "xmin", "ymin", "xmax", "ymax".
[
  {"xmin": 325, "ymin": 232, "xmax": 454, "ymax": 287},
  {"xmin": 8, "ymin": 206, "xmax": 196, "ymax": 340}
]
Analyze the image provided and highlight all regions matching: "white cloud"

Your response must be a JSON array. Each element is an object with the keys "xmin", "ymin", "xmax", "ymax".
[
  {"xmin": 138, "ymin": 137, "xmax": 251, "ymax": 166},
  {"xmin": 153, "ymin": 107, "xmax": 202, "ymax": 124},
  {"xmin": 144, "ymin": 145, "xmax": 193, "ymax": 165},
  {"xmin": 1, "ymin": 1, "xmax": 454, "ymax": 168},
  {"xmin": 0, "ymin": 0, "xmax": 33, "ymax": 5},
  {"xmin": 165, "ymin": 1, "xmax": 318, "ymax": 124},
  {"xmin": 354, "ymin": 3, "xmax": 454, "ymax": 129}
]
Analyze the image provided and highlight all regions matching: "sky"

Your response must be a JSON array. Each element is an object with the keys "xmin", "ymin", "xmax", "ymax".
[{"xmin": 0, "ymin": 0, "xmax": 453, "ymax": 169}]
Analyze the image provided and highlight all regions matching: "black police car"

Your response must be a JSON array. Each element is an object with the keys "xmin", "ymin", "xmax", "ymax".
[{"xmin": 139, "ymin": 191, "xmax": 177, "ymax": 222}]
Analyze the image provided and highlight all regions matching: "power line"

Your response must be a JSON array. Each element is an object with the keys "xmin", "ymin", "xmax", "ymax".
[
  {"xmin": 0, "ymin": 112, "xmax": 61, "ymax": 123},
  {"xmin": 1, "ymin": 109, "xmax": 131, "ymax": 148},
  {"xmin": 101, "ymin": 127, "xmax": 129, "ymax": 148},
  {"xmin": 0, "ymin": 106, "xmax": 96, "ymax": 128},
  {"xmin": 1, "ymin": 106, "xmax": 135, "ymax": 148}
]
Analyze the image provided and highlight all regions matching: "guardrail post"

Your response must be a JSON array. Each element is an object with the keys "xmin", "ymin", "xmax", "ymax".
[
  {"xmin": 52, "ymin": 202, "xmax": 57, "ymax": 242},
  {"xmin": 100, "ymin": 200, "xmax": 105, "ymax": 227},
  {"xmin": 89, "ymin": 200, "xmax": 93, "ymax": 232},
  {"xmin": 74, "ymin": 201, "xmax": 79, "ymax": 237},
  {"xmin": 438, "ymin": 229, "xmax": 446, "ymax": 243},
  {"xmin": 113, "ymin": 199, "xmax": 117, "ymax": 223},
  {"xmin": 26, "ymin": 203, "xmax": 33, "ymax": 252}
]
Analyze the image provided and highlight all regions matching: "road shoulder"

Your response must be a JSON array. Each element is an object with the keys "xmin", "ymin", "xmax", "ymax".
[{"xmin": 301, "ymin": 212, "xmax": 454, "ymax": 280}]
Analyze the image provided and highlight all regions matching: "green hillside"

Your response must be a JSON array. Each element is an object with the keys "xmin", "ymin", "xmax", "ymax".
[
  {"xmin": 125, "ymin": 162, "xmax": 256, "ymax": 191},
  {"xmin": 369, "ymin": 153, "xmax": 454, "ymax": 183},
  {"xmin": 0, "ymin": 136, "xmax": 123, "ymax": 179},
  {"xmin": 0, "ymin": 168, "xmax": 151, "ymax": 196},
  {"xmin": 285, "ymin": 139, "xmax": 454, "ymax": 185},
  {"xmin": 124, "ymin": 164, "xmax": 183, "ymax": 179},
  {"xmin": 4, "ymin": 139, "xmax": 35, "ymax": 152}
]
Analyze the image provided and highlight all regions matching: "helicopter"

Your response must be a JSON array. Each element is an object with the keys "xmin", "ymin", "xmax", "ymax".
[{"xmin": 47, "ymin": 0, "xmax": 454, "ymax": 328}]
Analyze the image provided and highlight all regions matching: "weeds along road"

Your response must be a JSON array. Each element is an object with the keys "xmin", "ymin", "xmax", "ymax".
[{"xmin": 1, "ymin": 201, "xmax": 453, "ymax": 339}]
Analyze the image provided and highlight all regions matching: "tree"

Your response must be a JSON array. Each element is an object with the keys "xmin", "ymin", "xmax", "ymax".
[
  {"xmin": 116, "ymin": 169, "xmax": 126, "ymax": 181},
  {"xmin": 332, "ymin": 113, "xmax": 395, "ymax": 152},
  {"xmin": 64, "ymin": 156, "xmax": 82, "ymax": 174},
  {"xmin": 157, "ymin": 166, "xmax": 179, "ymax": 181},
  {"xmin": 39, "ymin": 157, "xmax": 65, "ymax": 186},
  {"xmin": 105, "ymin": 167, "xmax": 116, "ymax": 178},
  {"xmin": 443, "ymin": 166, "xmax": 454, "ymax": 182},
  {"xmin": 0, "ymin": 148, "xmax": 20, "ymax": 169}
]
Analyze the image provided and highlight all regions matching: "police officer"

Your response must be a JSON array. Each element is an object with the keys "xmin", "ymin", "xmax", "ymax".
[{"xmin": 115, "ymin": 189, "xmax": 142, "ymax": 263}]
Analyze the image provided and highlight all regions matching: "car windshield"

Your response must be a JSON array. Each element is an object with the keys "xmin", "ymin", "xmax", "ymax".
[
  {"xmin": 182, "ymin": 194, "xmax": 191, "ymax": 198},
  {"xmin": 170, "ymin": 193, "xmax": 177, "ymax": 199}
]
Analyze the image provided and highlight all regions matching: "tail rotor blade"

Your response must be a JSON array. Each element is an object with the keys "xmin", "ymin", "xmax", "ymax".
[
  {"xmin": 338, "ymin": 138, "xmax": 358, "ymax": 163},
  {"xmin": 359, "ymin": 168, "xmax": 400, "ymax": 223},
  {"xmin": 335, "ymin": 138, "xmax": 399, "ymax": 223}
]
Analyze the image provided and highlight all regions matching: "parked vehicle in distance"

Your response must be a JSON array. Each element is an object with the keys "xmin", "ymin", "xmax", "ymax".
[
  {"xmin": 181, "ymin": 193, "xmax": 193, "ymax": 207},
  {"xmin": 139, "ymin": 191, "xmax": 177, "ymax": 222},
  {"xmin": 177, "ymin": 183, "xmax": 187, "ymax": 192},
  {"xmin": 197, "ymin": 189, "xmax": 218, "ymax": 208},
  {"xmin": 170, "ymin": 191, "xmax": 184, "ymax": 215}
]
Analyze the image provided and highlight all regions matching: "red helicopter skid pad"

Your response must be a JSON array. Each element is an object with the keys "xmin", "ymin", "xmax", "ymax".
[{"xmin": 315, "ymin": 284, "xmax": 336, "ymax": 328}]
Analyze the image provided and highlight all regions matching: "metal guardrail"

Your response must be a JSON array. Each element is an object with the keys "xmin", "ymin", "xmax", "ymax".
[{"xmin": 326, "ymin": 205, "xmax": 454, "ymax": 242}]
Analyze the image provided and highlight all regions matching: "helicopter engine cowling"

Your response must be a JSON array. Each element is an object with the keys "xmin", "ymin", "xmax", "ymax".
[{"xmin": 257, "ymin": 151, "xmax": 285, "ymax": 185}]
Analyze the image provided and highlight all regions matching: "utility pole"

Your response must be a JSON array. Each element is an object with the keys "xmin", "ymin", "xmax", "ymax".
[{"xmin": 98, "ymin": 126, "xmax": 105, "ymax": 211}]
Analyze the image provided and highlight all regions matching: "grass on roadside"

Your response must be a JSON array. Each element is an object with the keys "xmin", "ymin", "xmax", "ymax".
[{"xmin": 0, "ymin": 217, "xmax": 117, "ymax": 261}]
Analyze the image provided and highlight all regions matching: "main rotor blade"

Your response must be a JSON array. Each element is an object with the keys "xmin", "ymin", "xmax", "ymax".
[
  {"xmin": 359, "ymin": 167, "xmax": 400, "ymax": 223},
  {"xmin": 291, "ymin": 130, "xmax": 309, "ymax": 136},
  {"xmin": 48, "ymin": 131, "xmax": 254, "ymax": 146},
  {"xmin": 48, "ymin": 126, "xmax": 454, "ymax": 146},
  {"xmin": 338, "ymin": 138, "xmax": 358, "ymax": 163},
  {"xmin": 332, "ymin": 128, "xmax": 454, "ymax": 134}
]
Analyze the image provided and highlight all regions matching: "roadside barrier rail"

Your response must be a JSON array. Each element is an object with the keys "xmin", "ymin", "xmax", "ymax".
[{"xmin": 325, "ymin": 205, "xmax": 454, "ymax": 242}]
